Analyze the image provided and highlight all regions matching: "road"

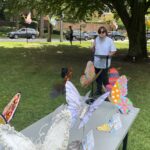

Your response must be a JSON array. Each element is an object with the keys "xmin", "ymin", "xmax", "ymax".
[{"xmin": 0, "ymin": 38, "xmax": 62, "ymax": 42}]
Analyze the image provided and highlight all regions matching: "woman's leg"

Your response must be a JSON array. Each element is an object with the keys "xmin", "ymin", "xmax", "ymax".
[
  {"xmin": 95, "ymin": 68, "xmax": 103, "ymax": 94},
  {"xmin": 95, "ymin": 68, "xmax": 109, "ymax": 94},
  {"xmin": 102, "ymin": 68, "xmax": 109, "ymax": 87}
]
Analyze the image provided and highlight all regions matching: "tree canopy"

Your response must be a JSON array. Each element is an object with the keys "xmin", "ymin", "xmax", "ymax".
[
  {"xmin": 2, "ymin": 0, "xmax": 150, "ymax": 59},
  {"xmin": 46, "ymin": 0, "xmax": 150, "ymax": 59}
]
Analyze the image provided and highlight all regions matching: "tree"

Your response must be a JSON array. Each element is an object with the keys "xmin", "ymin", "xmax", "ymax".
[
  {"xmin": 46, "ymin": 0, "xmax": 150, "ymax": 59},
  {"xmin": 3, "ymin": 0, "xmax": 42, "ymax": 34},
  {"xmin": 5, "ymin": 0, "xmax": 61, "ymax": 41},
  {"xmin": 109, "ymin": 0, "xmax": 149, "ymax": 59},
  {"xmin": 3, "ymin": 0, "xmax": 150, "ymax": 58},
  {"xmin": 0, "ymin": 0, "xmax": 5, "ymax": 20}
]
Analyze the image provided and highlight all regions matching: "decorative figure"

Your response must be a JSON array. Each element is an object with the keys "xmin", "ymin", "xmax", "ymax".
[
  {"xmin": 0, "ymin": 93, "xmax": 21, "ymax": 124},
  {"xmin": 0, "ymin": 109, "xmax": 72, "ymax": 150},
  {"xmin": 97, "ymin": 113, "xmax": 122, "ymax": 132},
  {"xmin": 110, "ymin": 75, "xmax": 133, "ymax": 114},
  {"xmin": 106, "ymin": 67, "xmax": 120, "ymax": 91},
  {"xmin": 80, "ymin": 61, "xmax": 96, "ymax": 87},
  {"xmin": 50, "ymin": 67, "xmax": 73, "ymax": 99},
  {"xmin": 65, "ymin": 81, "xmax": 109, "ymax": 128}
]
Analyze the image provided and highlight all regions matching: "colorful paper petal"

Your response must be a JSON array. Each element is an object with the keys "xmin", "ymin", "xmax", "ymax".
[
  {"xmin": 97, "ymin": 123, "xmax": 111, "ymax": 132},
  {"xmin": 80, "ymin": 61, "xmax": 95, "ymax": 87},
  {"xmin": 0, "ymin": 114, "xmax": 7, "ymax": 124},
  {"xmin": 110, "ymin": 75, "xmax": 133, "ymax": 114},
  {"xmin": 2, "ymin": 93, "xmax": 21, "ymax": 123}
]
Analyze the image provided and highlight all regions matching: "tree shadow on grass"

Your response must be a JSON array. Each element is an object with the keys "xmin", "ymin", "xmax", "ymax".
[{"xmin": 0, "ymin": 44, "xmax": 150, "ymax": 69}]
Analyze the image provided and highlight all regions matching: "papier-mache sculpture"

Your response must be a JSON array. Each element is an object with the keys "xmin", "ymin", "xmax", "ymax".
[
  {"xmin": 80, "ymin": 61, "xmax": 96, "ymax": 87},
  {"xmin": 97, "ymin": 113, "xmax": 122, "ymax": 132},
  {"xmin": 0, "ymin": 109, "xmax": 72, "ymax": 150},
  {"xmin": 110, "ymin": 75, "xmax": 133, "ymax": 114},
  {"xmin": 0, "ymin": 93, "xmax": 21, "ymax": 125},
  {"xmin": 65, "ymin": 81, "xmax": 109, "ymax": 128},
  {"xmin": 106, "ymin": 67, "xmax": 120, "ymax": 91}
]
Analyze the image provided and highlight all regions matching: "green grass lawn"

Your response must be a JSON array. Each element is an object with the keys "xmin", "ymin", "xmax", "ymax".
[{"xmin": 0, "ymin": 41, "xmax": 150, "ymax": 149}]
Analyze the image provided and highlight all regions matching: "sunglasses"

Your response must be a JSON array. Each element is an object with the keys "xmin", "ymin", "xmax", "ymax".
[{"xmin": 99, "ymin": 31, "xmax": 106, "ymax": 34}]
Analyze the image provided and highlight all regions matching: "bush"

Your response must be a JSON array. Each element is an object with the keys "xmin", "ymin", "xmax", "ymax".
[
  {"xmin": 0, "ymin": 26, "xmax": 16, "ymax": 37},
  {"xmin": 0, "ymin": 26, "xmax": 15, "ymax": 32}
]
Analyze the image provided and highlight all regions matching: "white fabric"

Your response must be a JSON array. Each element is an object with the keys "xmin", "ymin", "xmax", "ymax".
[
  {"xmin": 93, "ymin": 36, "xmax": 116, "ymax": 69},
  {"xmin": 0, "ymin": 125, "xmax": 36, "ymax": 150},
  {"xmin": 42, "ymin": 110, "xmax": 71, "ymax": 150},
  {"xmin": 0, "ymin": 110, "xmax": 71, "ymax": 150}
]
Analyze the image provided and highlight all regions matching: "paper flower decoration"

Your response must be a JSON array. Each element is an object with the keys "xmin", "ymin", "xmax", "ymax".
[
  {"xmin": 106, "ymin": 67, "xmax": 120, "ymax": 91},
  {"xmin": 117, "ymin": 97, "xmax": 133, "ymax": 114},
  {"xmin": 110, "ymin": 75, "xmax": 133, "ymax": 114},
  {"xmin": 2, "ymin": 93, "xmax": 21, "ymax": 123},
  {"xmin": 97, "ymin": 123, "xmax": 111, "ymax": 132},
  {"xmin": 0, "ymin": 115, "xmax": 7, "ymax": 125},
  {"xmin": 80, "ymin": 61, "xmax": 95, "ymax": 87},
  {"xmin": 97, "ymin": 113, "xmax": 122, "ymax": 132}
]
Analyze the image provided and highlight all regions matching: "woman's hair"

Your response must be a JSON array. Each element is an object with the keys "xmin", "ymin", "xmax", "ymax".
[{"xmin": 98, "ymin": 26, "xmax": 108, "ymax": 36}]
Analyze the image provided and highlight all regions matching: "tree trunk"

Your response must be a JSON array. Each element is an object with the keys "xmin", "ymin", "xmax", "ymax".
[
  {"xmin": 39, "ymin": 15, "xmax": 44, "ymax": 38},
  {"xmin": 60, "ymin": 17, "xmax": 63, "ymax": 42},
  {"xmin": 112, "ymin": 0, "xmax": 148, "ymax": 60},
  {"xmin": 126, "ymin": 1, "xmax": 147, "ymax": 59},
  {"xmin": 47, "ymin": 22, "xmax": 53, "ymax": 42},
  {"xmin": 16, "ymin": 15, "xmax": 20, "ymax": 29}
]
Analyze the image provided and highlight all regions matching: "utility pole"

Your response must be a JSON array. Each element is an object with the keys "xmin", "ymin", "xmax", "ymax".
[
  {"xmin": 80, "ymin": 25, "xmax": 81, "ymax": 44},
  {"xmin": 60, "ymin": 14, "xmax": 64, "ymax": 42}
]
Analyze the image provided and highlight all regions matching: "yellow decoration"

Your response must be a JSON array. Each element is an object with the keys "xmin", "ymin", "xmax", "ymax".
[
  {"xmin": 111, "ymin": 81, "xmax": 121, "ymax": 104},
  {"xmin": 0, "ymin": 115, "xmax": 6, "ymax": 125},
  {"xmin": 97, "ymin": 124, "xmax": 111, "ymax": 132}
]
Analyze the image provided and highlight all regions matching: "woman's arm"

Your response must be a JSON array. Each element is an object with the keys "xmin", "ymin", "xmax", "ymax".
[{"xmin": 91, "ymin": 39, "xmax": 95, "ymax": 53}]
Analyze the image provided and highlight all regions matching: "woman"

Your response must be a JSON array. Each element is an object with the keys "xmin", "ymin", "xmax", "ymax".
[{"xmin": 92, "ymin": 26, "xmax": 117, "ymax": 95}]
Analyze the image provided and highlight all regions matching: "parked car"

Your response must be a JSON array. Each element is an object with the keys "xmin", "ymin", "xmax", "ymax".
[
  {"xmin": 75, "ymin": 32, "xmax": 91, "ymax": 41},
  {"xmin": 88, "ymin": 31, "xmax": 98, "ymax": 39},
  {"xmin": 7, "ymin": 28, "xmax": 39, "ymax": 39},
  {"xmin": 108, "ymin": 31, "xmax": 125, "ymax": 41},
  {"xmin": 146, "ymin": 31, "xmax": 150, "ymax": 40},
  {"xmin": 65, "ymin": 30, "xmax": 90, "ymax": 41}
]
